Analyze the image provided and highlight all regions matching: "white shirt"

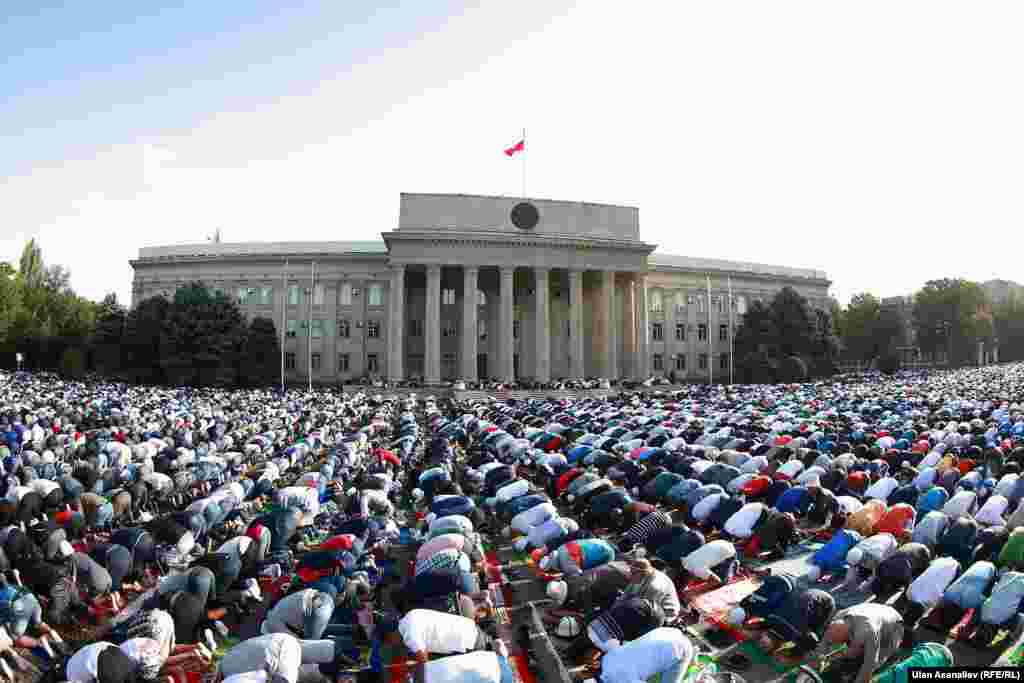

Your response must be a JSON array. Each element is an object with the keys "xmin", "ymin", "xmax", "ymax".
[
  {"xmin": 855, "ymin": 533, "xmax": 898, "ymax": 566},
  {"xmin": 864, "ymin": 477, "xmax": 899, "ymax": 501},
  {"xmin": 913, "ymin": 468, "xmax": 938, "ymax": 492},
  {"xmin": 66, "ymin": 642, "xmax": 115, "ymax": 683},
  {"xmin": 682, "ymin": 540, "xmax": 736, "ymax": 580},
  {"xmin": 907, "ymin": 558, "xmax": 960, "ymax": 607},
  {"xmin": 777, "ymin": 461, "xmax": 804, "ymax": 479},
  {"xmin": 837, "ymin": 496, "xmax": 864, "ymax": 515},
  {"xmin": 995, "ymin": 474, "xmax": 1019, "ymax": 499},
  {"xmin": 422, "ymin": 650, "xmax": 501, "ymax": 683},
  {"xmin": 528, "ymin": 517, "xmax": 570, "ymax": 550},
  {"xmin": 975, "ymin": 496, "xmax": 1009, "ymax": 526},
  {"xmin": 511, "ymin": 503, "xmax": 557, "ymax": 535},
  {"xmin": 692, "ymin": 493, "xmax": 727, "ymax": 523},
  {"xmin": 724, "ymin": 503, "xmax": 765, "ymax": 539},
  {"xmin": 223, "ymin": 672, "xmax": 269, "ymax": 683},
  {"xmin": 495, "ymin": 480, "xmax": 530, "ymax": 503},
  {"xmin": 218, "ymin": 536, "xmax": 254, "ymax": 560},
  {"xmin": 943, "ymin": 491, "xmax": 977, "ymax": 519},
  {"xmin": 741, "ymin": 456, "xmax": 769, "ymax": 474},
  {"xmin": 361, "ymin": 490, "xmax": 393, "ymax": 517},
  {"xmin": 599, "ymin": 628, "xmax": 695, "ymax": 683},
  {"xmin": 796, "ymin": 467, "xmax": 827, "ymax": 486},
  {"xmin": 398, "ymin": 610, "xmax": 479, "ymax": 655},
  {"xmin": 29, "ymin": 479, "xmax": 59, "ymax": 496},
  {"xmin": 920, "ymin": 451, "xmax": 942, "ymax": 469}
]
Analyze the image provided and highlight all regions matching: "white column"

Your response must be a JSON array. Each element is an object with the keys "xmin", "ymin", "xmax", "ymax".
[
  {"xmin": 637, "ymin": 274, "xmax": 650, "ymax": 379},
  {"xmin": 601, "ymin": 270, "xmax": 617, "ymax": 379},
  {"xmin": 388, "ymin": 264, "xmax": 405, "ymax": 382},
  {"xmin": 623, "ymin": 279, "xmax": 637, "ymax": 378},
  {"xmin": 499, "ymin": 266, "xmax": 515, "ymax": 382},
  {"xmin": 569, "ymin": 269, "xmax": 584, "ymax": 378},
  {"xmin": 534, "ymin": 267, "xmax": 550, "ymax": 383},
  {"xmin": 665, "ymin": 288, "xmax": 675, "ymax": 378},
  {"xmin": 425, "ymin": 265, "xmax": 441, "ymax": 384},
  {"xmin": 461, "ymin": 266, "xmax": 479, "ymax": 381}
]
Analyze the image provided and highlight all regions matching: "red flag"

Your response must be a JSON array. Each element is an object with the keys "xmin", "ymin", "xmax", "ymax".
[{"xmin": 504, "ymin": 140, "xmax": 525, "ymax": 156}]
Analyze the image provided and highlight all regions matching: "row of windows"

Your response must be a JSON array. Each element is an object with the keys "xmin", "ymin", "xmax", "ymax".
[
  {"xmin": 285, "ymin": 352, "xmax": 380, "ymax": 374},
  {"xmin": 650, "ymin": 323, "xmax": 731, "ymax": 342},
  {"xmin": 286, "ymin": 319, "xmax": 382, "ymax": 339},
  {"xmin": 226, "ymin": 284, "xmax": 491, "ymax": 308},
  {"xmin": 651, "ymin": 353, "xmax": 730, "ymax": 372},
  {"xmin": 648, "ymin": 292, "xmax": 751, "ymax": 314}
]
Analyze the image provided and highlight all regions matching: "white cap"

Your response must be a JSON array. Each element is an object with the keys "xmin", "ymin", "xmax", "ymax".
[
  {"xmin": 58, "ymin": 540, "xmax": 74, "ymax": 559},
  {"xmin": 547, "ymin": 580, "xmax": 568, "ymax": 606},
  {"xmin": 806, "ymin": 565, "xmax": 822, "ymax": 582},
  {"xmin": 727, "ymin": 607, "xmax": 746, "ymax": 627},
  {"xmin": 901, "ymin": 461, "xmax": 911, "ymax": 469},
  {"xmin": 846, "ymin": 548, "xmax": 863, "ymax": 566},
  {"xmin": 563, "ymin": 519, "xmax": 579, "ymax": 534},
  {"xmin": 514, "ymin": 538, "xmax": 529, "ymax": 553},
  {"xmin": 346, "ymin": 487, "xmax": 358, "ymax": 497},
  {"xmin": 539, "ymin": 555, "xmax": 554, "ymax": 571},
  {"xmin": 412, "ymin": 488, "xmax": 424, "ymax": 500},
  {"xmin": 557, "ymin": 616, "xmax": 581, "ymax": 638},
  {"xmin": 633, "ymin": 547, "xmax": 647, "ymax": 559},
  {"xmin": 567, "ymin": 495, "xmax": 575, "ymax": 503},
  {"xmin": 502, "ymin": 526, "xmax": 513, "ymax": 538}
]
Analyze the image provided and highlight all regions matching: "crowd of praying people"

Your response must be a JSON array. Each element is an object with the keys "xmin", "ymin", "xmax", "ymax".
[{"xmin": 2, "ymin": 364, "xmax": 1024, "ymax": 683}]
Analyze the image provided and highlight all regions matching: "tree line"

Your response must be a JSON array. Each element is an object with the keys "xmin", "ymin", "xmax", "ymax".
[{"xmin": 1, "ymin": 240, "xmax": 280, "ymax": 386}]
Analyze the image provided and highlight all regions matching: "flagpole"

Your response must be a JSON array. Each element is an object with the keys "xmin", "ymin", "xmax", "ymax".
[
  {"xmin": 308, "ymin": 261, "xmax": 315, "ymax": 392},
  {"xmin": 521, "ymin": 128, "xmax": 526, "ymax": 197},
  {"xmin": 707, "ymin": 274, "xmax": 714, "ymax": 386},
  {"xmin": 280, "ymin": 259, "xmax": 287, "ymax": 392},
  {"xmin": 728, "ymin": 275, "xmax": 734, "ymax": 386}
]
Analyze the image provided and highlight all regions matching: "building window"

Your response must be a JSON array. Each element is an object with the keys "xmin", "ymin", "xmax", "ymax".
[
  {"xmin": 311, "ymin": 353, "xmax": 321, "ymax": 371},
  {"xmin": 477, "ymin": 290, "xmax": 487, "ymax": 306},
  {"xmin": 675, "ymin": 323, "xmax": 686, "ymax": 341},
  {"xmin": 719, "ymin": 353, "xmax": 729, "ymax": 371},
  {"xmin": 478, "ymin": 319, "xmax": 487, "ymax": 341},
  {"xmin": 651, "ymin": 323, "xmax": 664, "ymax": 341},
  {"xmin": 442, "ymin": 288, "xmax": 456, "ymax": 306},
  {"xmin": 697, "ymin": 296, "xmax": 707, "ymax": 313},
  {"xmin": 285, "ymin": 352, "xmax": 296, "ymax": 370},
  {"xmin": 687, "ymin": 294, "xmax": 696, "ymax": 306},
  {"xmin": 409, "ymin": 319, "xmax": 423, "ymax": 337},
  {"xmin": 310, "ymin": 284, "xmax": 324, "ymax": 306},
  {"xmin": 338, "ymin": 353, "xmax": 350, "ymax": 373},
  {"xmin": 719, "ymin": 324, "xmax": 729, "ymax": 342},
  {"xmin": 735, "ymin": 295, "xmax": 747, "ymax": 314},
  {"xmin": 236, "ymin": 287, "xmax": 253, "ymax": 305},
  {"xmin": 339, "ymin": 283, "xmax": 353, "ymax": 306},
  {"xmin": 367, "ymin": 320, "xmax": 381, "ymax": 339},
  {"xmin": 442, "ymin": 323, "xmax": 458, "ymax": 338},
  {"xmin": 674, "ymin": 354, "xmax": 686, "ymax": 371},
  {"xmin": 259, "ymin": 287, "xmax": 273, "ymax": 305},
  {"xmin": 714, "ymin": 296, "xmax": 725, "ymax": 313},
  {"xmin": 337, "ymin": 319, "xmax": 350, "ymax": 338},
  {"xmin": 368, "ymin": 284, "xmax": 384, "ymax": 307},
  {"xmin": 367, "ymin": 354, "xmax": 379, "ymax": 373},
  {"xmin": 288, "ymin": 285, "xmax": 304, "ymax": 306},
  {"xmin": 310, "ymin": 319, "xmax": 327, "ymax": 338},
  {"xmin": 674, "ymin": 291, "xmax": 686, "ymax": 314},
  {"xmin": 698, "ymin": 324, "xmax": 708, "ymax": 342},
  {"xmin": 653, "ymin": 354, "xmax": 664, "ymax": 371},
  {"xmin": 650, "ymin": 290, "xmax": 663, "ymax": 313},
  {"xmin": 698, "ymin": 353, "xmax": 708, "ymax": 370},
  {"xmin": 287, "ymin": 319, "xmax": 300, "ymax": 338},
  {"xmin": 513, "ymin": 320, "xmax": 520, "ymax": 339}
]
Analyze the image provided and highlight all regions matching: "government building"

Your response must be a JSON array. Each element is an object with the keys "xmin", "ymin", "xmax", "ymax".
[{"xmin": 130, "ymin": 193, "xmax": 831, "ymax": 384}]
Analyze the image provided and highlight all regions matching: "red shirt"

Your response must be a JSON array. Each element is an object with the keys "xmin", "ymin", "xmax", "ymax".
[{"xmin": 875, "ymin": 503, "xmax": 916, "ymax": 536}]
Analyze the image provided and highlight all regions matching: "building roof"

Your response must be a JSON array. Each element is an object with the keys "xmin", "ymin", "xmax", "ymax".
[
  {"xmin": 648, "ymin": 252, "xmax": 828, "ymax": 281},
  {"xmin": 137, "ymin": 241, "xmax": 388, "ymax": 260}
]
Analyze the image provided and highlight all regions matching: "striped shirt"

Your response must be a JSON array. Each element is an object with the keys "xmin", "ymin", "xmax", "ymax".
[
  {"xmin": 622, "ymin": 511, "xmax": 673, "ymax": 548},
  {"xmin": 415, "ymin": 548, "xmax": 469, "ymax": 577}
]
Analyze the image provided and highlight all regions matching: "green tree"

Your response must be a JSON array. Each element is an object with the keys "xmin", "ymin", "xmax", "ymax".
[
  {"xmin": 770, "ymin": 287, "xmax": 815, "ymax": 358},
  {"xmin": 993, "ymin": 292, "xmax": 1024, "ymax": 362},
  {"xmin": 123, "ymin": 295, "xmax": 170, "ymax": 383},
  {"xmin": 160, "ymin": 282, "xmax": 248, "ymax": 386},
  {"xmin": 840, "ymin": 293, "xmax": 881, "ymax": 361},
  {"xmin": 240, "ymin": 317, "xmax": 281, "ymax": 386},
  {"xmin": 91, "ymin": 293, "xmax": 127, "ymax": 375},
  {"xmin": 913, "ymin": 278, "xmax": 992, "ymax": 364}
]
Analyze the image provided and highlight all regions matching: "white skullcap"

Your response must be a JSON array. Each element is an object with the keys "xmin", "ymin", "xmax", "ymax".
[
  {"xmin": 557, "ymin": 616, "xmax": 581, "ymax": 638},
  {"xmin": 412, "ymin": 488, "xmax": 424, "ymax": 500},
  {"xmin": 502, "ymin": 526, "xmax": 513, "ymax": 538},
  {"xmin": 547, "ymin": 580, "xmax": 568, "ymax": 606},
  {"xmin": 514, "ymin": 538, "xmax": 529, "ymax": 553},
  {"xmin": 563, "ymin": 518, "xmax": 579, "ymax": 534},
  {"xmin": 806, "ymin": 566, "xmax": 822, "ymax": 582},
  {"xmin": 539, "ymin": 555, "xmax": 554, "ymax": 571},
  {"xmin": 727, "ymin": 607, "xmax": 747, "ymax": 627},
  {"xmin": 58, "ymin": 540, "xmax": 74, "ymax": 559},
  {"xmin": 567, "ymin": 495, "xmax": 575, "ymax": 503},
  {"xmin": 846, "ymin": 548, "xmax": 863, "ymax": 566}
]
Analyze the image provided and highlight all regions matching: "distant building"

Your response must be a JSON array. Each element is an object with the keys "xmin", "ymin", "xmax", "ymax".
[
  {"xmin": 130, "ymin": 193, "xmax": 831, "ymax": 383},
  {"xmin": 982, "ymin": 279, "xmax": 1024, "ymax": 308}
]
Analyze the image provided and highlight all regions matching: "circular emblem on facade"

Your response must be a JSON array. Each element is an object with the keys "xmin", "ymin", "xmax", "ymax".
[{"xmin": 510, "ymin": 202, "xmax": 540, "ymax": 230}]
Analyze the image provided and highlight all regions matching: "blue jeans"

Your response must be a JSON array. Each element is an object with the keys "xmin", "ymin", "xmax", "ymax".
[{"xmin": 159, "ymin": 567, "xmax": 215, "ymax": 605}]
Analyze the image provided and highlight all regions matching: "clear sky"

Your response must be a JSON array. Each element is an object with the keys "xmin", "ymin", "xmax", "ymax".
[{"xmin": 2, "ymin": 1, "xmax": 1022, "ymax": 306}]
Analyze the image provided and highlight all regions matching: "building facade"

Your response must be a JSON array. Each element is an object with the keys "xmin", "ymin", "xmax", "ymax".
[{"xmin": 130, "ymin": 193, "xmax": 831, "ymax": 383}]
